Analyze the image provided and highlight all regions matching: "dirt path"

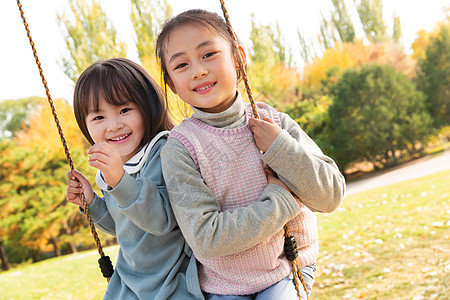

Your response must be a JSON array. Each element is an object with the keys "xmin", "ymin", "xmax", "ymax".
[{"xmin": 345, "ymin": 151, "xmax": 450, "ymax": 196}]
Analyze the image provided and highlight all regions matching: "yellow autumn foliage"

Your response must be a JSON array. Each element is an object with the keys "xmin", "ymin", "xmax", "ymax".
[
  {"xmin": 411, "ymin": 19, "xmax": 450, "ymax": 60},
  {"xmin": 410, "ymin": 29, "xmax": 430, "ymax": 60},
  {"xmin": 302, "ymin": 40, "xmax": 416, "ymax": 89},
  {"xmin": 141, "ymin": 56, "xmax": 192, "ymax": 124},
  {"xmin": 255, "ymin": 63, "xmax": 300, "ymax": 108},
  {"xmin": 15, "ymin": 97, "xmax": 88, "ymax": 153}
]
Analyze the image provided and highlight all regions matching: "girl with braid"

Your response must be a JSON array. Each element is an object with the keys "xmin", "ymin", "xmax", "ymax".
[{"xmin": 156, "ymin": 9, "xmax": 345, "ymax": 299}]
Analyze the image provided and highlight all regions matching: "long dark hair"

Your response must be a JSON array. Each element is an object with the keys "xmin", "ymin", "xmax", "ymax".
[{"xmin": 73, "ymin": 58, "xmax": 174, "ymax": 146}]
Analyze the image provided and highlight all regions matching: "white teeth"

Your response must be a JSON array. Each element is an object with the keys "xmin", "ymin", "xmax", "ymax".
[
  {"xmin": 110, "ymin": 134, "xmax": 129, "ymax": 141},
  {"xmin": 196, "ymin": 83, "xmax": 214, "ymax": 91}
]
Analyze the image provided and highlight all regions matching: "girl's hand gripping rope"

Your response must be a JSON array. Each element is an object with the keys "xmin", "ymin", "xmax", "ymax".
[
  {"xmin": 248, "ymin": 116, "xmax": 282, "ymax": 152},
  {"xmin": 66, "ymin": 169, "xmax": 95, "ymax": 206}
]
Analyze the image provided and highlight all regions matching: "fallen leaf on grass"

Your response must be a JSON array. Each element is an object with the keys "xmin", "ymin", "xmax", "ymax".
[
  {"xmin": 426, "ymin": 271, "xmax": 437, "ymax": 277},
  {"xmin": 431, "ymin": 221, "xmax": 443, "ymax": 227}
]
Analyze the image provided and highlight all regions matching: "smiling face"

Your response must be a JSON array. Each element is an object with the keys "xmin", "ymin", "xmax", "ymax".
[
  {"xmin": 164, "ymin": 23, "xmax": 241, "ymax": 113},
  {"xmin": 86, "ymin": 96, "xmax": 144, "ymax": 163}
]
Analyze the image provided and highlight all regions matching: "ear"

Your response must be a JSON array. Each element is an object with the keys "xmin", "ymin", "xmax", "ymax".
[
  {"xmin": 235, "ymin": 45, "xmax": 247, "ymax": 69},
  {"xmin": 166, "ymin": 77, "xmax": 178, "ymax": 94}
]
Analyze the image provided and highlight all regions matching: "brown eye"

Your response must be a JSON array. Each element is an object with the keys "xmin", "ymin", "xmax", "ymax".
[
  {"xmin": 175, "ymin": 63, "xmax": 188, "ymax": 70},
  {"xmin": 203, "ymin": 52, "xmax": 216, "ymax": 59}
]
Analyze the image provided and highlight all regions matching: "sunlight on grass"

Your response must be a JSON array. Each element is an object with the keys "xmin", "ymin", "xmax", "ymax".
[
  {"xmin": 315, "ymin": 170, "xmax": 449, "ymax": 300},
  {"xmin": 1, "ymin": 171, "xmax": 448, "ymax": 299},
  {"xmin": 0, "ymin": 245, "xmax": 119, "ymax": 299}
]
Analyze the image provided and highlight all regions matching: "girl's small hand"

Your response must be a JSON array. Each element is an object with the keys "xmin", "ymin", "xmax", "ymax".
[
  {"xmin": 66, "ymin": 169, "xmax": 95, "ymax": 206},
  {"xmin": 88, "ymin": 142, "xmax": 124, "ymax": 188},
  {"xmin": 265, "ymin": 168, "xmax": 290, "ymax": 193},
  {"xmin": 248, "ymin": 116, "xmax": 282, "ymax": 152}
]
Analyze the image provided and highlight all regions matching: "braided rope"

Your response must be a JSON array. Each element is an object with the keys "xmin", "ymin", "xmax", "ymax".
[
  {"xmin": 284, "ymin": 225, "xmax": 310, "ymax": 300},
  {"xmin": 219, "ymin": 0, "xmax": 259, "ymax": 119},
  {"xmin": 16, "ymin": 0, "xmax": 111, "ymax": 282},
  {"xmin": 218, "ymin": 1, "xmax": 308, "ymax": 299}
]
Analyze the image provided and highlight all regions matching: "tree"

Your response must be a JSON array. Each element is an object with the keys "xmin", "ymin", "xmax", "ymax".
[
  {"xmin": 392, "ymin": 14, "xmax": 402, "ymax": 42},
  {"xmin": 302, "ymin": 42, "xmax": 356, "ymax": 89},
  {"xmin": 416, "ymin": 23, "xmax": 450, "ymax": 127},
  {"xmin": 355, "ymin": 0, "xmax": 386, "ymax": 43},
  {"xmin": 314, "ymin": 0, "xmax": 357, "ymax": 53},
  {"xmin": 0, "ymin": 239, "xmax": 9, "ymax": 270},
  {"xmin": 130, "ymin": 0, "xmax": 172, "ymax": 60},
  {"xmin": 284, "ymin": 94, "xmax": 333, "ymax": 155},
  {"xmin": 330, "ymin": 0, "xmax": 356, "ymax": 43},
  {"xmin": 247, "ymin": 15, "xmax": 299, "ymax": 107},
  {"xmin": 297, "ymin": 30, "xmax": 314, "ymax": 63},
  {"xmin": 249, "ymin": 15, "xmax": 278, "ymax": 67},
  {"xmin": 15, "ymin": 98, "xmax": 88, "ymax": 151},
  {"xmin": 305, "ymin": 0, "xmax": 400, "ymax": 58},
  {"xmin": 409, "ymin": 15, "xmax": 449, "ymax": 61},
  {"xmin": 411, "ymin": 29, "xmax": 431, "ymax": 60},
  {"xmin": 0, "ymin": 97, "xmax": 40, "ymax": 139},
  {"xmin": 301, "ymin": 41, "xmax": 416, "ymax": 89},
  {"xmin": 58, "ymin": 0, "xmax": 127, "ymax": 83},
  {"xmin": 4, "ymin": 98, "xmax": 103, "ymax": 259},
  {"xmin": 0, "ymin": 138, "xmax": 103, "ymax": 263},
  {"xmin": 328, "ymin": 64, "xmax": 432, "ymax": 170}
]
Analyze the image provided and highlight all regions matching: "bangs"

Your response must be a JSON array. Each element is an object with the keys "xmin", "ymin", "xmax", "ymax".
[{"xmin": 88, "ymin": 72, "xmax": 132, "ymax": 112}]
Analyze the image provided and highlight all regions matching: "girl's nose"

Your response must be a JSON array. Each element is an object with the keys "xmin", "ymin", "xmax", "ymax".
[
  {"xmin": 192, "ymin": 63, "xmax": 208, "ymax": 80},
  {"xmin": 107, "ymin": 118, "xmax": 124, "ymax": 132}
]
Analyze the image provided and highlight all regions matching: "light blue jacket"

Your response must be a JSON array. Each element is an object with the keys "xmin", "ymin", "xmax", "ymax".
[{"xmin": 88, "ymin": 136, "xmax": 203, "ymax": 300}]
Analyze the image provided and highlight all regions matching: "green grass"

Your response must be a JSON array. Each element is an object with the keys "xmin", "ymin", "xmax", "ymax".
[
  {"xmin": 315, "ymin": 170, "xmax": 449, "ymax": 299},
  {"xmin": 1, "ymin": 171, "xmax": 449, "ymax": 299},
  {"xmin": 0, "ymin": 245, "xmax": 119, "ymax": 300}
]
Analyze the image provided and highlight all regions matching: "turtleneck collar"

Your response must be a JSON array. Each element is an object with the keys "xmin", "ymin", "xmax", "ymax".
[{"xmin": 190, "ymin": 91, "xmax": 247, "ymax": 129}]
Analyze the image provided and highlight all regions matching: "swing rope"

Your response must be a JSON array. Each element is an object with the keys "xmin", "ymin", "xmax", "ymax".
[
  {"xmin": 218, "ymin": 1, "xmax": 309, "ymax": 299},
  {"xmin": 16, "ymin": 0, "xmax": 113, "ymax": 282}
]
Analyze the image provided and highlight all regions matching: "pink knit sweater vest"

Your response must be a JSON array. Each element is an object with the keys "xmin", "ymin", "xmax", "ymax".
[{"xmin": 169, "ymin": 102, "xmax": 318, "ymax": 295}]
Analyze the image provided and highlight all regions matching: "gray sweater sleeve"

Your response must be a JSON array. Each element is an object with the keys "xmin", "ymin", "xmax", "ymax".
[
  {"xmin": 161, "ymin": 138, "xmax": 301, "ymax": 259},
  {"xmin": 262, "ymin": 112, "xmax": 346, "ymax": 213}
]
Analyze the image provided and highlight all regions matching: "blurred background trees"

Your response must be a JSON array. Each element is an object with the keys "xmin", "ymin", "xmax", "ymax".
[
  {"xmin": 416, "ymin": 24, "xmax": 450, "ymax": 127},
  {"xmin": 1, "ymin": 0, "xmax": 449, "ymax": 269},
  {"xmin": 327, "ymin": 64, "xmax": 432, "ymax": 169},
  {"xmin": 0, "ymin": 98, "xmax": 115, "ymax": 269},
  {"xmin": 58, "ymin": 0, "xmax": 127, "ymax": 83},
  {"xmin": 0, "ymin": 98, "xmax": 40, "ymax": 139}
]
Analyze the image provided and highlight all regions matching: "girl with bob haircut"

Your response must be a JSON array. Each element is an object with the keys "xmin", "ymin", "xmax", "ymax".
[{"xmin": 66, "ymin": 58, "xmax": 204, "ymax": 300}]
